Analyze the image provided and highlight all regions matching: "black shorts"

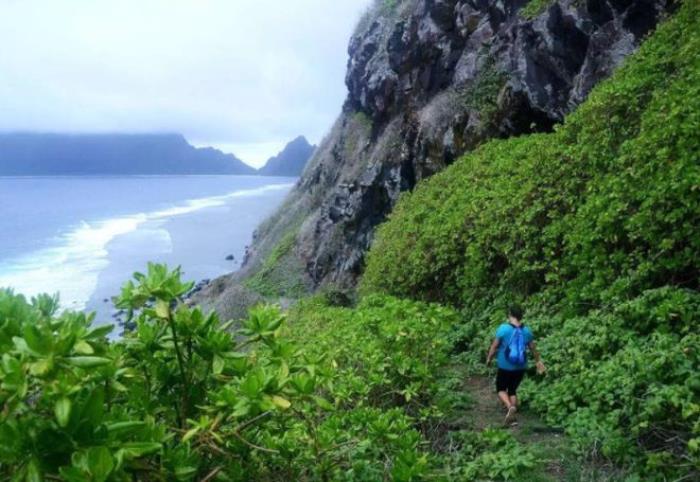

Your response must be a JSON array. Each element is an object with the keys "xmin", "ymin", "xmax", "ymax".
[{"xmin": 496, "ymin": 368, "xmax": 526, "ymax": 396}]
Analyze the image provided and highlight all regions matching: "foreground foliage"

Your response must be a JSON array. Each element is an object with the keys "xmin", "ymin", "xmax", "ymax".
[
  {"xmin": 1, "ymin": 265, "xmax": 555, "ymax": 481},
  {"xmin": 0, "ymin": 264, "xmax": 318, "ymax": 480},
  {"xmin": 363, "ymin": 2, "xmax": 700, "ymax": 479}
]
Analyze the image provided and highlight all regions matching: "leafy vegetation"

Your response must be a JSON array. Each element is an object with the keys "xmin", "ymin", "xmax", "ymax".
[
  {"xmin": 0, "ymin": 264, "xmax": 326, "ymax": 480},
  {"xmin": 520, "ymin": 0, "xmax": 556, "ymax": 19},
  {"xmin": 1, "ymin": 265, "xmax": 564, "ymax": 481},
  {"xmin": 363, "ymin": 1, "xmax": 700, "ymax": 478},
  {"xmin": 284, "ymin": 294, "xmax": 562, "ymax": 480},
  {"xmin": 244, "ymin": 228, "xmax": 307, "ymax": 298},
  {"xmin": 2, "ymin": 264, "xmax": 430, "ymax": 481},
  {"xmin": 459, "ymin": 57, "xmax": 508, "ymax": 129}
]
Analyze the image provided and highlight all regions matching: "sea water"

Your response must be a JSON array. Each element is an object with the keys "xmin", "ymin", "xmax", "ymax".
[{"xmin": 0, "ymin": 175, "xmax": 294, "ymax": 322}]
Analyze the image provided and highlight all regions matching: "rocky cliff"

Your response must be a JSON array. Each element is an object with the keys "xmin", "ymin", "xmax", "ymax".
[{"xmin": 198, "ymin": 0, "xmax": 674, "ymax": 315}]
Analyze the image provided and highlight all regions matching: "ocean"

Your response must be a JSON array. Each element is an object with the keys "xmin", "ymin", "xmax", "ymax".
[{"xmin": 0, "ymin": 175, "xmax": 294, "ymax": 323}]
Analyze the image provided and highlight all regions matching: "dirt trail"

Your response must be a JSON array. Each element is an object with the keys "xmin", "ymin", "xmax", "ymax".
[{"xmin": 462, "ymin": 376, "xmax": 571, "ymax": 480}]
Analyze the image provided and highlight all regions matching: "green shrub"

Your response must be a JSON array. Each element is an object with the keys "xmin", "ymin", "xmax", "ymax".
[
  {"xmin": 442, "ymin": 429, "xmax": 538, "ymax": 481},
  {"xmin": 0, "ymin": 267, "xmax": 459, "ymax": 481},
  {"xmin": 287, "ymin": 294, "xmax": 461, "ymax": 411}
]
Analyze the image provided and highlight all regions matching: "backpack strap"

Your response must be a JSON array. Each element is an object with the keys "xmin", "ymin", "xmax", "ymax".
[{"xmin": 506, "ymin": 323, "xmax": 519, "ymax": 347}]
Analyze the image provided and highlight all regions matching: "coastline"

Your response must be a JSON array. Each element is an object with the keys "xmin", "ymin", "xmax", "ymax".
[
  {"xmin": 0, "ymin": 177, "xmax": 295, "ymax": 326},
  {"xmin": 87, "ymin": 182, "xmax": 294, "ymax": 326}
]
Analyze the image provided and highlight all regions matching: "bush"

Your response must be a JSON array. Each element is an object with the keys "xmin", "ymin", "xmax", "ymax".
[
  {"xmin": 0, "ymin": 264, "xmax": 321, "ymax": 480},
  {"xmin": 287, "ymin": 294, "xmax": 460, "ymax": 412},
  {"xmin": 0, "ymin": 266, "xmax": 467, "ymax": 481}
]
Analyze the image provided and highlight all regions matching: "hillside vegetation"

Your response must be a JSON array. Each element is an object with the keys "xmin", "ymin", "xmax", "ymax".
[{"xmin": 363, "ymin": 1, "xmax": 699, "ymax": 478}]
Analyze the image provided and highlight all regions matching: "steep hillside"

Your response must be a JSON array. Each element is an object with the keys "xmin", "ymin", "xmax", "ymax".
[
  {"xmin": 362, "ymin": 0, "xmax": 699, "ymax": 476},
  {"xmin": 258, "ymin": 136, "xmax": 316, "ymax": 177},
  {"xmin": 201, "ymin": 0, "xmax": 674, "ymax": 310},
  {"xmin": 0, "ymin": 133, "xmax": 256, "ymax": 175}
]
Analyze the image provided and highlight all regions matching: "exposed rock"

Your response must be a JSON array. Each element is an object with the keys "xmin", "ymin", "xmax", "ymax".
[{"xmin": 207, "ymin": 0, "xmax": 674, "ymax": 305}]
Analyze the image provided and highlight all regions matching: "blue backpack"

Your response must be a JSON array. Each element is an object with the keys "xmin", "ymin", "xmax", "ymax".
[{"xmin": 505, "ymin": 324, "xmax": 527, "ymax": 366}]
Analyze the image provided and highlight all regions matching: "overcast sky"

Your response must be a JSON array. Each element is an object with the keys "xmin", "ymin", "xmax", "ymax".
[{"xmin": 0, "ymin": 0, "xmax": 373, "ymax": 167}]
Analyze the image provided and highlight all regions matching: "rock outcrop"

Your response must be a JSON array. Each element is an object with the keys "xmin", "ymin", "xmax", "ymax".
[{"xmin": 198, "ymin": 0, "xmax": 674, "ymax": 315}]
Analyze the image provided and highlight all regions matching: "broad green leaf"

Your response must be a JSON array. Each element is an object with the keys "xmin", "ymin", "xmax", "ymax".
[
  {"xmin": 58, "ymin": 466, "xmax": 88, "ymax": 481},
  {"xmin": 87, "ymin": 446, "xmax": 114, "ymax": 482},
  {"xmin": 155, "ymin": 299, "xmax": 170, "ymax": 319},
  {"xmin": 65, "ymin": 356, "xmax": 111, "ymax": 368},
  {"xmin": 182, "ymin": 427, "xmax": 200, "ymax": 443},
  {"xmin": 55, "ymin": 397, "xmax": 72, "ymax": 428},
  {"xmin": 73, "ymin": 340, "xmax": 94, "ymax": 355},
  {"xmin": 232, "ymin": 400, "xmax": 251, "ymax": 418},
  {"xmin": 26, "ymin": 459, "xmax": 42, "ymax": 482},
  {"xmin": 278, "ymin": 361, "xmax": 289, "ymax": 379},
  {"xmin": 85, "ymin": 324, "xmax": 114, "ymax": 340},
  {"xmin": 23, "ymin": 325, "xmax": 51, "ymax": 355},
  {"xmin": 12, "ymin": 337, "xmax": 32, "ymax": 355},
  {"xmin": 81, "ymin": 388, "xmax": 105, "ymax": 426},
  {"xmin": 174, "ymin": 466, "xmax": 198, "ymax": 479},
  {"xmin": 240, "ymin": 372, "xmax": 262, "ymax": 398},
  {"xmin": 106, "ymin": 421, "xmax": 146, "ymax": 436},
  {"xmin": 271, "ymin": 395, "xmax": 291, "ymax": 410},
  {"xmin": 212, "ymin": 354, "xmax": 225, "ymax": 375},
  {"xmin": 120, "ymin": 442, "xmax": 162, "ymax": 458},
  {"xmin": 313, "ymin": 396, "xmax": 334, "ymax": 411},
  {"xmin": 111, "ymin": 381, "xmax": 129, "ymax": 392},
  {"xmin": 29, "ymin": 358, "xmax": 53, "ymax": 376}
]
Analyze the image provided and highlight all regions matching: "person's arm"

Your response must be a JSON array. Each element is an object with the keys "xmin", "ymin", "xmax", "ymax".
[
  {"xmin": 529, "ymin": 341, "xmax": 546, "ymax": 374},
  {"xmin": 486, "ymin": 338, "xmax": 500, "ymax": 366}
]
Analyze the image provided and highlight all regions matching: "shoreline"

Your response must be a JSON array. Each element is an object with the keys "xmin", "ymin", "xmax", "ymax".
[{"xmin": 0, "ymin": 176, "xmax": 295, "ymax": 326}]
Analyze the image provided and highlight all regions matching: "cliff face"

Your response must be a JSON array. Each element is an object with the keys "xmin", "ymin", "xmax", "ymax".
[
  {"xmin": 258, "ymin": 136, "xmax": 316, "ymax": 177},
  {"xmin": 200, "ymin": 0, "xmax": 674, "ymax": 313},
  {"xmin": 0, "ymin": 133, "xmax": 256, "ymax": 175}
]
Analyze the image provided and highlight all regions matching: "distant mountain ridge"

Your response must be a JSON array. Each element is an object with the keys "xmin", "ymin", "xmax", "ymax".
[
  {"xmin": 0, "ymin": 133, "xmax": 256, "ymax": 175},
  {"xmin": 258, "ymin": 136, "xmax": 315, "ymax": 177}
]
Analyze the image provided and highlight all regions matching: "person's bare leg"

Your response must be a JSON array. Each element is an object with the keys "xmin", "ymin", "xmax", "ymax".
[
  {"xmin": 498, "ymin": 391, "xmax": 512, "ymax": 409},
  {"xmin": 501, "ymin": 392, "xmax": 517, "ymax": 424},
  {"xmin": 507, "ymin": 395, "xmax": 519, "ymax": 425}
]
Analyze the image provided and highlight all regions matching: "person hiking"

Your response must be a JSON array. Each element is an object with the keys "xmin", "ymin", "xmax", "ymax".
[{"xmin": 485, "ymin": 305, "xmax": 545, "ymax": 425}]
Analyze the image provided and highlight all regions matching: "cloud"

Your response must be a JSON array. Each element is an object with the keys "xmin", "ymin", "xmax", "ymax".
[{"xmin": 0, "ymin": 0, "xmax": 372, "ymax": 166}]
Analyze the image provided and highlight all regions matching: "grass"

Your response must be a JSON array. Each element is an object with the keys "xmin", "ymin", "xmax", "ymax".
[{"xmin": 244, "ymin": 229, "xmax": 307, "ymax": 298}]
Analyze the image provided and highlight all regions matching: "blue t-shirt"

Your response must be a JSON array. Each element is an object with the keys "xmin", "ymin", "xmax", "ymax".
[{"xmin": 496, "ymin": 323, "xmax": 534, "ymax": 371}]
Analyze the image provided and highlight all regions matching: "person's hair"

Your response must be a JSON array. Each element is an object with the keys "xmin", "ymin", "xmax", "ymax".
[{"xmin": 508, "ymin": 304, "xmax": 523, "ymax": 321}]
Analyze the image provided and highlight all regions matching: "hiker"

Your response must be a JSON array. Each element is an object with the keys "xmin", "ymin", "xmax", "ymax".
[{"xmin": 485, "ymin": 305, "xmax": 545, "ymax": 425}]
